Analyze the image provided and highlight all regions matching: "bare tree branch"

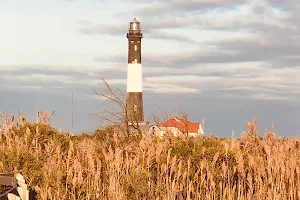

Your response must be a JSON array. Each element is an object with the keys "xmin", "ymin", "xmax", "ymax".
[{"xmin": 92, "ymin": 77, "xmax": 146, "ymax": 137}]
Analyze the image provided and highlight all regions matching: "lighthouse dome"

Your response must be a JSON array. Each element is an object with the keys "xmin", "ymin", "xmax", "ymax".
[{"xmin": 129, "ymin": 17, "xmax": 141, "ymax": 31}]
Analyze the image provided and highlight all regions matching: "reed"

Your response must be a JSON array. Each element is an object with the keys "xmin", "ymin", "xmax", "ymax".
[{"xmin": 0, "ymin": 112, "xmax": 299, "ymax": 199}]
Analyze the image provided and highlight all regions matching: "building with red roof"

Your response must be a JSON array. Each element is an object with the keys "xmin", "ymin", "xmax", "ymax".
[{"xmin": 149, "ymin": 115, "xmax": 204, "ymax": 137}]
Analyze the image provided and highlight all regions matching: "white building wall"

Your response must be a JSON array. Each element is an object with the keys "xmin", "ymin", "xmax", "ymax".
[{"xmin": 149, "ymin": 124, "xmax": 204, "ymax": 138}]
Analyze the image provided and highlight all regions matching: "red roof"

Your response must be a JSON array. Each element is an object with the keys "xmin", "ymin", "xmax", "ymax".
[{"xmin": 157, "ymin": 116, "xmax": 200, "ymax": 134}]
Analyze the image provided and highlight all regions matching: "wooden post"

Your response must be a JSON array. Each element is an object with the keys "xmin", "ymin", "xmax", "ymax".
[
  {"xmin": 0, "ymin": 173, "xmax": 29, "ymax": 200},
  {"xmin": 15, "ymin": 174, "xmax": 29, "ymax": 200}
]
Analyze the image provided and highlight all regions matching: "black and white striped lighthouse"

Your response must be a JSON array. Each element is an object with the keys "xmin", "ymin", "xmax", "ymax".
[{"xmin": 126, "ymin": 17, "xmax": 144, "ymax": 124}]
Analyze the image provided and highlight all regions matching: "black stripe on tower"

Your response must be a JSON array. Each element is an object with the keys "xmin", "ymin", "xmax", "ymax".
[
  {"xmin": 127, "ymin": 18, "xmax": 143, "ymax": 64},
  {"xmin": 126, "ymin": 92, "xmax": 144, "ymax": 122}
]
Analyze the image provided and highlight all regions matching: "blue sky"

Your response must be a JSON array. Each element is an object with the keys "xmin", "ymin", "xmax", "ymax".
[{"xmin": 1, "ymin": 0, "xmax": 300, "ymax": 137}]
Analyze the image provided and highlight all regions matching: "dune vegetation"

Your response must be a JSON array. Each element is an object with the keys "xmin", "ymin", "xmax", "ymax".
[{"xmin": 0, "ymin": 111, "xmax": 300, "ymax": 199}]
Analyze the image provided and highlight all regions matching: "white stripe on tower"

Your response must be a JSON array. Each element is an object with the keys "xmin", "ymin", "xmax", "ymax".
[{"xmin": 127, "ymin": 63, "xmax": 142, "ymax": 92}]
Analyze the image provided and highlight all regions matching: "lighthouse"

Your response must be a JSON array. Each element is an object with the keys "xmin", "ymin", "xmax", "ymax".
[{"xmin": 126, "ymin": 17, "xmax": 144, "ymax": 124}]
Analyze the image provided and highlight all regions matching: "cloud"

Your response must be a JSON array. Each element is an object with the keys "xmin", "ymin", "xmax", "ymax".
[
  {"xmin": 93, "ymin": 44, "xmax": 300, "ymax": 99},
  {"xmin": 119, "ymin": 0, "xmax": 250, "ymax": 17},
  {"xmin": 0, "ymin": 65, "xmax": 127, "ymax": 101},
  {"xmin": 79, "ymin": 24, "xmax": 125, "ymax": 35},
  {"xmin": 5, "ymin": 62, "xmax": 300, "ymax": 101},
  {"xmin": 267, "ymin": 0, "xmax": 297, "ymax": 10},
  {"xmin": 80, "ymin": 0, "xmax": 300, "ymax": 70},
  {"xmin": 78, "ymin": 22, "xmax": 199, "ymax": 45},
  {"xmin": 144, "ymin": 82, "xmax": 199, "ymax": 94},
  {"xmin": 147, "ymin": 30, "xmax": 198, "ymax": 43},
  {"xmin": 92, "ymin": 0, "xmax": 300, "ymax": 99},
  {"xmin": 95, "ymin": 44, "xmax": 266, "ymax": 68}
]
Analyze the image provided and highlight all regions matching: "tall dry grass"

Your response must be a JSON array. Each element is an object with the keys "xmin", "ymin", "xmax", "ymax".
[{"xmin": 0, "ymin": 112, "xmax": 300, "ymax": 199}]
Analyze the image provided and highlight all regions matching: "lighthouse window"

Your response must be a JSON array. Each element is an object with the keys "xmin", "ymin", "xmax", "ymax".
[
  {"xmin": 134, "ymin": 45, "xmax": 137, "ymax": 51},
  {"xmin": 134, "ymin": 105, "xmax": 137, "ymax": 112}
]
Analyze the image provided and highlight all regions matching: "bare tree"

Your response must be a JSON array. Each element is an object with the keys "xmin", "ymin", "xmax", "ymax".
[
  {"xmin": 93, "ymin": 78, "xmax": 204, "ymax": 139},
  {"xmin": 93, "ymin": 78, "xmax": 144, "ymax": 137}
]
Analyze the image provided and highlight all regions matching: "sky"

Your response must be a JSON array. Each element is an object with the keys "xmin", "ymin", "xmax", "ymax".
[{"xmin": 0, "ymin": 0, "xmax": 300, "ymax": 137}]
